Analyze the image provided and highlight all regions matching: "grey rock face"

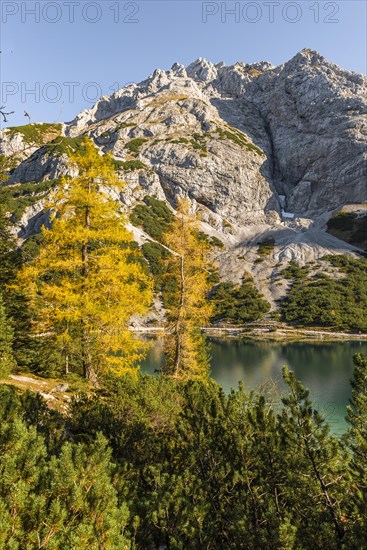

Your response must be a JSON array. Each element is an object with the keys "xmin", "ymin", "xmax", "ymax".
[
  {"xmin": 140, "ymin": 137, "xmax": 274, "ymax": 227},
  {"xmin": 9, "ymin": 150, "xmax": 77, "ymax": 184},
  {"xmin": 0, "ymin": 129, "xmax": 33, "ymax": 160},
  {"xmin": 17, "ymin": 201, "xmax": 50, "ymax": 240},
  {"xmin": 0, "ymin": 123, "xmax": 65, "ymax": 162},
  {"xmin": 64, "ymin": 80, "xmax": 278, "ymax": 227},
  {"xmin": 1, "ymin": 48, "xmax": 366, "ymax": 235},
  {"xmin": 244, "ymin": 49, "xmax": 367, "ymax": 215}
]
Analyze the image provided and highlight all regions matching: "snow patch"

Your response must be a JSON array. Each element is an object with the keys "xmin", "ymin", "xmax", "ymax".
[{"xmin": 282, "ymin": 210, "xmax": 295, "ymax": 219}]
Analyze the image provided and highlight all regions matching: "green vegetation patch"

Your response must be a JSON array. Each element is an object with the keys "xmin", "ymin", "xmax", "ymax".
[
  {"xmin": 150, "ymin": 94, "xmax": 188, "ymax": 107},
  {"xmin": 0, "ymin": 155, "xmax": 20, "ymax": 184},
  {"xmin": 169, "ymin": 133, "xmax": 208, "ymax": 155},
  {"xmin": 141, "ymin": 241, "xmax": 180, "ymax": 309},
  {"xmin": 6, "ymin": 123, "xmax": 62, "ymax": 146},
  {"xmin": 281, "ymin": 255, "xmax": 367, "ymax": 332},
  {"xmin": 0, "ymin": 180, "xmax": 57, "ymax": 222},
  {"xmin": 210, "ymin": 235, "xmax": 224, "ymax": 248},
  {"xmin": 44, "ymin": 136, "xmax": 87, "ymax": 158},
  {"xmin": 255, "ymin": 237, "xmax": 275, "ymax": 263},
  {"xmin": 142, "ymin": 241, "xmax": 171, "ymax": 290},
  {"xmin": 190, "ymin": 139, "xmax": 207, "ymax": 154},
  {"xmin": 124, "ymin": 138, "xmax": 148, "ymax": 154},
  {"xmin": 190, "ymin": 133, "xmax": 208, "ymax": 155},
  {"xmin": 196, "ymin": 231, "xmax": 224, "ymax": 249},
  {"xmin": 169, "ymin": 137, "xmax": 189, "ymax": 145},
  {"xmin": 118, "ymin": 122, "xmax": 136, "ymax": 130},
  {"xmin": 210, "ymin": 274, "xmax": 271, "ymax": 324},
  {"xmin": 281, "ymin": 260, "xmax": 310, "ymax": 281},
  {"xmin": 113, "ymin": 159, "xmax": 148, "ymax": 172},
  {"xmin": 130, "ymin": 196, "xmax": 174, "ymax": 241},
  {"xmin": 216, "ymin": 125, "xmax": 263, "ymax": 155},
  {"xmin": 328, "ymin": 211, "xmax": 357, "ymax": 232}
]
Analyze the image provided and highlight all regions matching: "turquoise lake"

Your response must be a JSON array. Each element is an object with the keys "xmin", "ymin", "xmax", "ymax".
[{"xmin": 141, "ymin": 338, "xmax": 367, "ymax": 436}]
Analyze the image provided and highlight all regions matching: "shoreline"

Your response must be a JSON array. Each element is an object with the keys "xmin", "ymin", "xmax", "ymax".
[{"xmin": 131, "ymin": 324, "xmax": 367, "ymax": 343}]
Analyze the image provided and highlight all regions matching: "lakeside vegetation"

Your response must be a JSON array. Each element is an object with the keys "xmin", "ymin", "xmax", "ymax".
[
  {"xmin": 210, "ymin": 274, "xmax": 271, "ymax": 324},
  {"xmin": 281, "ymin": 255, "xmax": 367, "ymax": 332}
]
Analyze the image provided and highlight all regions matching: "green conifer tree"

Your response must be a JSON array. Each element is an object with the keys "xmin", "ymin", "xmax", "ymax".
[
  {"xmin": 0, "ymin": 417, "xmax": 47, "ymax": 545},
  {"xmin": 346, "ymin": 353, "xmax": 367, "ymax": 541},
  {"xmin": 0, "ymin": 207, "xmax": 18, "ymax": 288},
  {"xmin": 34, "ymin": 434, "xmax": 130, "ymax": 549},
  {"xmin": 0, "ymin": 292, "xmax": 16, "ymax": 377},
  {"xmin": 279, "ymin": 367, "xmax": 349, "ymax": 549},
  {"xmin": 0, "ymin": 207, "xmax": 35, "ymax": 368},
  {"xmin": 0, "ymin": 393, "xmax": 131, "ymax": 548}
]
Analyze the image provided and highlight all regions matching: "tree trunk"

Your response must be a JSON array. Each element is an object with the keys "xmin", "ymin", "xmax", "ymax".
[
  {"xmin": 81, "ymin": 194, "xmax": 94, "ymax": 381},
  {"xmin": 85, "ymin": 362, "xmax": 98, "ymax": 385},
  {"xmin": 173, "ymin": 252, "xmax": 185, "ymax": 377}
]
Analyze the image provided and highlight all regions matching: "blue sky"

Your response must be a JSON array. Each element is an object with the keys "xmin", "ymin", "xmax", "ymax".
[{"xmin": 1, "ymin": 0, "xmax": 366, "ymax": 128}]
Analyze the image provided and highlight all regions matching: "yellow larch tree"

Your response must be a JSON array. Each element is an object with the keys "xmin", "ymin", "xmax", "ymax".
[
  {"xmin": 162, "ymin": 197, "xmax": 213, "ymax": 381},
  {"xmin": 17, "ymin": 137, "xmax": 152, "ymax": 382}
]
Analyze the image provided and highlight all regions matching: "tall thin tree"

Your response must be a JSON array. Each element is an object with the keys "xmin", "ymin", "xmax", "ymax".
[{"xmin": 162, "ymin": 198, "xmax": 213, "ymax": 380}]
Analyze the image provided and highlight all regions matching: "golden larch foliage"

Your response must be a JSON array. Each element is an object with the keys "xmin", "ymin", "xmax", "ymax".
[
  {"xmin": 163, "ymin": 197, "xmax": 213, "ymax": 381},
  {"xmin": 16, "ymin": 137, "xmax": 153, "ymax": 382}
]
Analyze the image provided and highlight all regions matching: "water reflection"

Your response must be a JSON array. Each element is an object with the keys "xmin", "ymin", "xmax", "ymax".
[{"xmin": 140, "ymin": 338, "xmax": 367, "ymax": 436}]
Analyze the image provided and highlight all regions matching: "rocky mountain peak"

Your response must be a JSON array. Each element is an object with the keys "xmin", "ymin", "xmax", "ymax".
[
  {"xmin": 292, "ymin": 47, "xmax": 326, "ymax": 64},
  {"xmin": 1, "ymin": 49, "xmax": 366, "ymax": 309},
  {"xmin": 186, "ymin": 58, "xmax": 218, "ymax": 82},
  {"xmin": 170, "ymin": 62, "xmax": 187, "ymax": 78}
]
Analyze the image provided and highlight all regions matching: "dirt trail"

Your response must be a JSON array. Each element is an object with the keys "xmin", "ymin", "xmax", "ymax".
[{"xmin": 0, "ymin": 374, "xmax": 74, "ymax": 411}]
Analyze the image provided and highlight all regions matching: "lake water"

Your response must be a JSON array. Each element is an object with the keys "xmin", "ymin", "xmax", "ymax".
[{"xmin": 141, "ymin": 338, "xmax": 367, "ymax": 436}]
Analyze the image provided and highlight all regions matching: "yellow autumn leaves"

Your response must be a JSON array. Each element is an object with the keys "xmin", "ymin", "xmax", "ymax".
[
  {"xmin": 17, "ymin": 138, "xmax": 152, "ymax": 381},
  {"xmin": 163, "ymin": 198, "xmax": 214, "ymax": 381}
]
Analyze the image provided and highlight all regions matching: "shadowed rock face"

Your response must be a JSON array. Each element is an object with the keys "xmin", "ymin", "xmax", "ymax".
[{"xmin": 241, "ymin": 50, "xmax": 367, "ymax": 215}]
